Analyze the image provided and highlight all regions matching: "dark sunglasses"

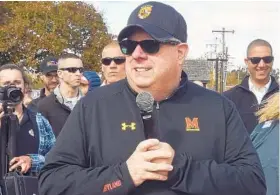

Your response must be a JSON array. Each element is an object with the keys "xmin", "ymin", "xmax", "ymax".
[
  {"xmin": 248, "ymin": 56, "xmax": 274, "ymax": 64},
  {"xmin": 119, "ymin": 39, "xmax": 181, "ymax": 55},
  {"xmin": 59, "ymin": 67, "xmax": 84, "ymax": 73},
  {"xmin": 101, "ymin": 57, "xmax": 126, "ymax": 66}
]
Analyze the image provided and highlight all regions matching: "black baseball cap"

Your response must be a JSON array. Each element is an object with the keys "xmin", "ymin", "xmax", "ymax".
[
  {"xmin": 118, "ymin": 1, "xmax": 187, "ymax": 43},
  {"xmin": 40, "ymin": 56, "xmax": 58, "ymax": 74}
]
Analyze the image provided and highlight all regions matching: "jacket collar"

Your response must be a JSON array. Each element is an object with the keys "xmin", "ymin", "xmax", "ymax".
[
  {"xmin": 239, "ymin": 75, "xmax": 279, "ymax": 93},
  {"xmin": 40, "ymin": 88, "xmax": 46, "ymax": 98}
]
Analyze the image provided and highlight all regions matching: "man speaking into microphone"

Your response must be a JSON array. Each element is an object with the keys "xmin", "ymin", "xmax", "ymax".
[{"xmin": 39, "ymin": 1, "xmax": 266, "ymax": 195}]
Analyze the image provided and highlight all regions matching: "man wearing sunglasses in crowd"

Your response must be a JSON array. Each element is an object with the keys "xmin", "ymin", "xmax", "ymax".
[
  {"xmin": 39, "ymin": 2, "xmax": 266, "ymax": 195},
  {"xmin": 224, "ymin": 39, "xmax": 279, "ymax": 134},
  {"xmin": 28, "ymin": 56, "xmax": 59, "ymax": 112},
  {"xmin": 101, "ymin": 40, "xmax": 126, "ymax": 86},
  {"xmin": 37, "ymin": 53, "xmax": 84, "ymax": 137}
]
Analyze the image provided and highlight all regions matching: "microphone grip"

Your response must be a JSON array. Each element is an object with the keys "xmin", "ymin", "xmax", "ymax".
[{"xmin": 142, "ymin": 112, "xmax": 158, "ymax": 139}]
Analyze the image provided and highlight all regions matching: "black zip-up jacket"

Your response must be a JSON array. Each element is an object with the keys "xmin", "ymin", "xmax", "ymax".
[
  {"xmin": 37, "ymin": 93, "xmax": 71, "ymax": 137},
  {"xmin": 223, "ymin": 76, "xmax": 279, "ymax": 134},
  {"xmin": 39, "ymin": 73, "xmax": 266, "ymax": 195}
]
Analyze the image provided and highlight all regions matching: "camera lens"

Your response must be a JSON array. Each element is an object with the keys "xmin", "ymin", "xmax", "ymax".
[
  {"xmin": 9, "ymin": 90, "xmax": 23, "ymax": 103},
  {"xmin": 6, "ymin": 87, "xmax": 24, "ymax": 103}
]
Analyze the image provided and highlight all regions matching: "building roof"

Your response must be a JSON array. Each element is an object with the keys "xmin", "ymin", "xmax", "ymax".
[{"xmin": 183, "ymin": 59, "xmax": 211, "ymax": 82}]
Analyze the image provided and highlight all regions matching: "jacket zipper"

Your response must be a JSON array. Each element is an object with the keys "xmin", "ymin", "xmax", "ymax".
[{"xmin": 154, "ymin": 102, "xmax": 161, "ymax": 139}]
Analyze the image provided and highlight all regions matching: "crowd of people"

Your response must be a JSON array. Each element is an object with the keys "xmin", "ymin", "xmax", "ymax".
[{"xmin": 0, "ymin": 1, "xmax": 278, "ymax": 195}]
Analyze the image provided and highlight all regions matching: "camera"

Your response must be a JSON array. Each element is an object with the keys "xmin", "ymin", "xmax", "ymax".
[{"xmin": 0, "ymin": 86, "xmax": 24, "ymax": 104}]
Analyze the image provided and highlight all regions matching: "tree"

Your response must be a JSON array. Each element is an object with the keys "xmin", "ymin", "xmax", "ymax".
[
  {"xmin": 0, "ymin": 1, "xmax": 111, "ymax": 71},
  {"xmin": 0, "ymin": 52, "xmax": 11, "ymax": 65},
  {"xmin": 225, "ymin": 67, "xmax": 247, "ymax": 87}
]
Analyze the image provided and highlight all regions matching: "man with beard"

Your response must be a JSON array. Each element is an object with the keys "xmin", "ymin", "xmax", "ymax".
[
  {"xmin": 37, "ymin": 53, "xmax": 84, "ymax": 137},
  {"xmin": 28, "ymin": 56, "xmax": 59, "ymax": 112},
  {"xmin": 0, "ymin": 64, "xmax": 55, "ymax": 174}
]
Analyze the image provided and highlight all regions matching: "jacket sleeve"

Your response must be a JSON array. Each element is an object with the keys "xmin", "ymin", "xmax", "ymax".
[
  {"xmin": 27, "ymin": 114, "xmax": 56, "ymax": 173},
  {"xmin": 168, "ymin": 99, "xmax": 266, "ymax": 195},
  {"xmin": 38, "ymin": 99, "xmax": 135, "ymax": 195},
  {"xmin": 28, "ymin": 154, "xmax": 45, "ymax": 173},
  {"xmin": 37, "ymin": 114, "xmax": 56, "ymax": 156}
]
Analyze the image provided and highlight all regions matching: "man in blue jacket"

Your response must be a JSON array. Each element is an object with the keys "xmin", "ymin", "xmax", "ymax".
[
  {"xmin": 223, "ymin": 39, "xmax": 279, "ymax": 134},
  {"xmin": 39, "ymin": 2, "xmax": 266, "ymax": 195}
]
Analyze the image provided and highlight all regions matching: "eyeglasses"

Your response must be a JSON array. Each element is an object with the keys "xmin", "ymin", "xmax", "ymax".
[
  {"xmin": 101, "ymin": 57, "xmax": 126, "ymax": 66},
  {"xmin": 119, "ymin": 39, "xmax": 181, "ymax": 55},
  {"xmin": 45, "ymin": 72, "xmax": 58, "ymax": 78},
  {"xmin": 59, "ymin": 67, "xmax": 84, "ymax": 73},
  {"xmin": 248, "ymin": 56, "xmax": 274, "ymax": 65}
]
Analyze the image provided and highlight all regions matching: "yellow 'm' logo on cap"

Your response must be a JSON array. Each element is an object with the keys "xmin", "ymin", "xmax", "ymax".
[{"xmin": 138, "ymin": 5, "xmax": 153, "ymax": 19}]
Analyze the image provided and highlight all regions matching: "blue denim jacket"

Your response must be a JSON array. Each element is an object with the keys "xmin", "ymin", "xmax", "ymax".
[{"xmin": 250, "ymin": 120, "xmax": 279, "ymax": 195}]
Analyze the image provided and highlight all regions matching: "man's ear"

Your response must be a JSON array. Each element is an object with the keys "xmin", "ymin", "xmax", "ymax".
[
  {"xmin": 39, "ymin": 73, "xmax": 44, "ymax": 81},
  {"xmin": 244, "ymin": 58, "xmax": 249, "ymax": 66},
  {"xmin": 57, "ymin": 70, "xmax": 63, "ymax": 79},
  {"xmin": 177, "ymin": 43, "xmax": 189, "ymax": 66}
]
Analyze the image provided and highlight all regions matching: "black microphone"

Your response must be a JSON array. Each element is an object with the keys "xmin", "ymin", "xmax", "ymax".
[{"xmin": 136, "ymin": 92, "xmax": 158, "ymax": 139}]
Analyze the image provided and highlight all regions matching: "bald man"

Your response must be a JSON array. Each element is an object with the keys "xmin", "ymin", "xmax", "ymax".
[{"xmin": 101, "ymin": 41, "xmax": 126, "ymax": 86}]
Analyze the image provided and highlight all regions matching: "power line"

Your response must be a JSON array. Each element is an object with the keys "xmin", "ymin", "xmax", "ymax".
[{"xmin": 212, "ymin": 27, "xmax": 234, "ymax": 92}]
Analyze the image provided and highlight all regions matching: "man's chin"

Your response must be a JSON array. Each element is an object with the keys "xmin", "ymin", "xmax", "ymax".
[
  {"xmin": 255, "ymin": 75, "xmax": 269, "ymax": 81},
  {"xmin": 107, "ymin": 76, "xmax": 123, "ymax": 83},
  {"xmin": 133, "ymin": 80, "xmax": 153, "ymax": 89},
  {"xmin": 47, "ymin": 85, "xmax": 57, "ymax": 91}
]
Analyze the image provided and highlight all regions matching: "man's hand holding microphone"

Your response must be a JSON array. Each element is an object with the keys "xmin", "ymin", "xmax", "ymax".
[{"xmin": 126, "ymin": 139, "xmax": 175, "ymax": 187}]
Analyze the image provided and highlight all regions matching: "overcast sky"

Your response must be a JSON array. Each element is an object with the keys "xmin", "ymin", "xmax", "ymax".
[{"xmin": 90, "ymin": 1, "xmax": 280, "ymax": 70}]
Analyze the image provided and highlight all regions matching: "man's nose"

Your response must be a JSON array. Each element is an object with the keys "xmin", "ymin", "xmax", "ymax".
[
  {"xmin": 75, "ymin": 70, "xmax": 83, "ymax": 75},
  {"xmin": 109, "ymin": 60, "xmax": 118, "ymax": 69},
  {"xmin": 258, "ymin": 59, "xmax": 266, "ymax": 68},
  {"xmin": 131, "ymin": 44, "xmax": 147, "ymax": 59}
]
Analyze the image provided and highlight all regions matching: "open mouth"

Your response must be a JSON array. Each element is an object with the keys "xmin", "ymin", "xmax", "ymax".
[{"xmin": 135, "ymin": 67, "xmax": 151, "ymax": 72}]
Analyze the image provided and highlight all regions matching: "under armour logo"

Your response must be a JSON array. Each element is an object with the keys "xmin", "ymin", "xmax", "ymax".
[
  {"xmin": 29, "ymin": 129, "xmax": 34, "ymax": 137},
  {"xmin": 121, "ymin": 122, "xmax": 136, "ymax": 131}
]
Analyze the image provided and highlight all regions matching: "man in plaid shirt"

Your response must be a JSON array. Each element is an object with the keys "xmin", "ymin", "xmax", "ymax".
[{"xmin": 0, "ymin": 64, "xmax": 55, "ymax": 175}]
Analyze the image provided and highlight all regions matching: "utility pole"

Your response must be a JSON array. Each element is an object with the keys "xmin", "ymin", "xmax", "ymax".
[
  {"xmin": 206, "ymin": 43, "xmax": 218, "ymax": 59},
  {"xmin": 206, "ymin": 43, "xmax": 218, "ymax": 82},
  {"xmin": 208, "ymin": 57, "xmax": 228, "ymax": 92},
  {"xmin": 212, "ymin": 27, "xmax": 234, "ymax": 92}
]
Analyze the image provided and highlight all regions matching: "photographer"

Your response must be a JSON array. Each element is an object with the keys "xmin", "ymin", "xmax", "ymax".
[{"xmin": 0, "ymin": 64, "xmax": 55, "ymax": 174}]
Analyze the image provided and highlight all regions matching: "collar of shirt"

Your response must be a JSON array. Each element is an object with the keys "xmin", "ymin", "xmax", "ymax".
[
  {"xmin": 248, "ymin": 76, "xmax": 271, "ymax": 104},
  {"xmin": 53, "ymin": 85, "xmax": 83, "ymax": 106},
  {"xmin": 101, "ymin": 80, "xmax": 107, "ymax": 86},
  {"xmin": 249, "ymin": 76, "xmax": 271, "ymax": 93}
]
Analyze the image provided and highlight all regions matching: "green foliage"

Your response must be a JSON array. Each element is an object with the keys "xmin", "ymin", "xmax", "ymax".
[
  {"xmin": 0, "ymin": 1, "xmax": 111, "ymax": 71},
  {"xmin": 26, "ymin": 73, "xmax": 43, "ymax": 89}
]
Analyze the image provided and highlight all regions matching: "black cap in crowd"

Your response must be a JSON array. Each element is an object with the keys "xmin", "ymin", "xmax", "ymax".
[{"xmin": 40, "ymin": 56, "xmax": 58, "ymax": 74}]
